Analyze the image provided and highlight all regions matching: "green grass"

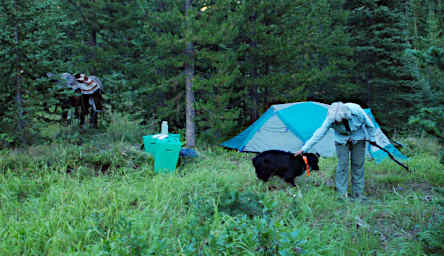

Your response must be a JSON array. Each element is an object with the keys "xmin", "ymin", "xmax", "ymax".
[{"xmin": 0, "ymin": 125, "xmax": 443, "ymax": 255}]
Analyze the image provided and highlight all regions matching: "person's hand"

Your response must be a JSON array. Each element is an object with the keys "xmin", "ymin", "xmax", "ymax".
[{"xmin": 294, "ymin": 150, "xmax": 303, "ymax": 156}]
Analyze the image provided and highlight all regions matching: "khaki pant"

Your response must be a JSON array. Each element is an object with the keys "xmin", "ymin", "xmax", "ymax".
[{"xmin": 335, "ymin": 140, "xmax": 366, "ymax": 198}]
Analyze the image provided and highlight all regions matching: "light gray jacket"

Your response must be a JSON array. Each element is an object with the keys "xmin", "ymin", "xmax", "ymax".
[{"xmin": 301, "ymin": 103, "xmax": 376, "ymax": 152}]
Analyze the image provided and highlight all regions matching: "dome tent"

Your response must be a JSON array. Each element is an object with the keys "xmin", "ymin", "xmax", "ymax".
[{"xmin": 221, "ymin": 101, "xmax": 407, "ymax": 163}]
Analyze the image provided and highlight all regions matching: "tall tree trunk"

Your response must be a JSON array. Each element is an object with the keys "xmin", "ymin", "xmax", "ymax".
[
  {"xmin": 14, "ymin": 1, "xmax": 26, "ymax": 145},
  {"xmin": 185, "ymin": 0, "xmax": 196, "ymax": 148}
]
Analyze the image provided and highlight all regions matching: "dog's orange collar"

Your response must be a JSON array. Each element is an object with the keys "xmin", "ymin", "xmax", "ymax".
[{"xmin": 302, "ymin": 155, "xmax": 310, "ymax": 176}]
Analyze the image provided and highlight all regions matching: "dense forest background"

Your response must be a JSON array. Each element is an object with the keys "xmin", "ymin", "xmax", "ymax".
[{"xmin": 0, "ymin": 0, "xmax": 443, "ymax": 147}]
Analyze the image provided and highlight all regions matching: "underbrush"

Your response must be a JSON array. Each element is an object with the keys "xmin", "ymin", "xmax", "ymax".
[{"xmin": 0, "ymin": 132, "xmax": 442, "ymax": 255}]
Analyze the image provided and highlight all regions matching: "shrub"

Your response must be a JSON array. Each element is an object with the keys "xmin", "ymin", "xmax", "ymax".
[{"xmin": 106, "ymin": 112, "xmax": 157, "ymax": 144}]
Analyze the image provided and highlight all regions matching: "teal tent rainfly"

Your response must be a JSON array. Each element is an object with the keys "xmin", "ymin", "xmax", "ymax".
[{"xmin": 221, "ymin": 101, "xmax": 407, "ymax": 163}]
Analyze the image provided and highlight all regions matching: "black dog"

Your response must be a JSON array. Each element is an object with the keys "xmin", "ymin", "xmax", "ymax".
[{"xmin": 252, "ymin": 150, "xmax": 320, "ymax": 186}]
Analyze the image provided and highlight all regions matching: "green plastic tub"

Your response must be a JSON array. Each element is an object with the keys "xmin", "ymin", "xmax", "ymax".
[
  {"xmin": 153, "ymin": 138, "xmax": 182, "ymax": 173},
  {"xmin": 143, "ymin": 134, "xmax": 182, "ymax": 173},
  {"xmin": 143, "ymin": 134, "xmax": 180, "ymax": 156}
]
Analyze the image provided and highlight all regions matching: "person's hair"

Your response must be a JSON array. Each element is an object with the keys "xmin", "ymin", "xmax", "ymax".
[{"xmin": 328, "ymin": 102, "xmax": 351, "ymax": 122}]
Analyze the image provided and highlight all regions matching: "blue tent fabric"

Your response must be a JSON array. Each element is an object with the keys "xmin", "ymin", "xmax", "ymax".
[
  {"xmin": 277, "ymin": 102, "xmax": 328, "ymax": 142},
  {"xmin": 221, "ymin": 102, "xmax": 407, "ymax": 164},
  {"xmin": 364, "ymin": 109, "xmax": 408, "ymax": 163},
  {"xmin": 221, "ymin": 107, "xmax": 275, "ymax": 151}
]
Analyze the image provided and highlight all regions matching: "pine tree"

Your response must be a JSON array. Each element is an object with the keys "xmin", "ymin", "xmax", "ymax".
[
  {"xmin": 191, "ymin": 0, "xmax": 308, "ymax": 140},
  {"xmin": 291, "ymin": 0, "xmax": 357, "ymax": 104},
  {"xmin": 140, "ymin": 0, "xmax": 358, "ymax": 141},
  {"xmin": 0, "ymin": 0, "xmax": 71, "ymax": 146},
  {"xmin": 346, "ymin": 0, "xmax": 419, "ymax": 129},
  {"xmin": 406, "ymin": 1, "xmax": 444, "ymax": 151},
  {"xmin": 190, "ymin": 0, "xmax": 246, "ymax": 140},
  {"xmin": 62, "ymin": 0, "xmax": 145, "ymax": 74},
  {"xmin": 140, "ymin": 0, "xmax": 192, "ymax": 131},
  {"xmin": 59, "ymin": 0, "xmax": 162, "ymax": 122}
]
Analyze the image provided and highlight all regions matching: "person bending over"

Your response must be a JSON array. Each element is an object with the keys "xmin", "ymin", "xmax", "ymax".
[{"xmin": 295, "ymin": 102, "xmax": 376, "ymax": 201}]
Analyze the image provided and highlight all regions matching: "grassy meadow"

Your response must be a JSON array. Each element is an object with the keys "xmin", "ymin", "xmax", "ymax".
[{"xmin": 0, "ymin": 116, "xmax": 443, "ymax": 255}]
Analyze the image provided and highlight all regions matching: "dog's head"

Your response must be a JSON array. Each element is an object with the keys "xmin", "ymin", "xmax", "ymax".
[
  {"xmin": 303, "ymin": 152, "xmax": 320, "ymax": 171},
  {"xmin": 256, "ymin": 171, "xmax": 271, "ymax": 182},
  {"xmin": 255, "ymin": 168, "xmax": 272, "ymax": 182},
  {"xmin": 252, "ymin": 156, "xmax": 272, "ymax": 182}
]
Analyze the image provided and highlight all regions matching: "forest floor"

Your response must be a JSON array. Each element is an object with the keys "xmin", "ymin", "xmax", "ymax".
[{"xmin": 0, "ymin": 117, "xmax": 443, "ymax": 255}]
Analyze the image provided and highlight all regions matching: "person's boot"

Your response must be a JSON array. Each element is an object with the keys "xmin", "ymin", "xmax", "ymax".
[{"xmin": 351, "ymin": 193, "xmax": 367, "ymax": 203}]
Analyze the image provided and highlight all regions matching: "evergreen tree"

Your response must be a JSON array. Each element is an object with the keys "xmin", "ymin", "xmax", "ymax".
[
  {"xmin": 407, "ymin": 46, "xmax": 444, "ymax": 162},
  {"xmin": 290, "ymin": 0, "xmax": 357, "ymax": 104},
  {"xmin": 62, "ymin": 0, "xmax": 148, "ymax": 113},
  {"xmin": 0, "ymin": 0, "xmax": 70, "ymax": 146},
  {"xmin": 233, "ymin": 0, "xmax": 302, "ymax": 121},
  {"xmin": 191, "ymin": 0, "xmax": 246, "ymax": 140},
  {"xmin": 192, "ymin": 0, "xmax": 307, "ymax": 140},
  {"xmin": 403, "ymin": 0, "xmax": 443, "ymax": 150},
  {"xmin": 0, "ymin": 0, "xmax": 441, "ymax": 147},
  {"xmin": 140, "ymin": 0, "xmax": 359, "ymax": 141},
  {"xmin": 141, "ymin": 0, "xmax": 193, "ymax": 132},
  {"xmin": 407, "ymin": 0, "xmax": 444, "ymax": 50},
  {"xmin": 346, "ymin": 0, "xmax": 419, "ymax": 129}
]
